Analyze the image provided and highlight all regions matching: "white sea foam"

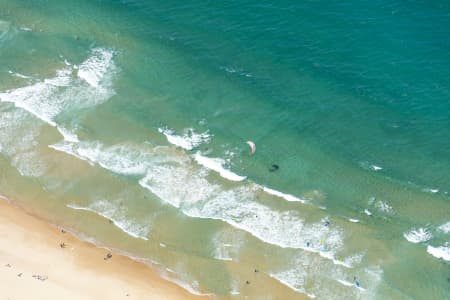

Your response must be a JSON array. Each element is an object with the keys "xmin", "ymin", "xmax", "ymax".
[
  {"xmin": 403, "ymin": 228, "xmax": 433, "ymax": 244},
  {"xmin": 194, "ymin": 152, "xmax": 246, "ymax": 182},
  {"xmin": 0, "ymin": 105, "xmax": 50, "ymax": 177},
  {"xmin": 0, "ymin": 47, "xmax": 116, "ymax": 129},
  {"xmin": 11, "ymin": 151, "xmax": 48, "ymax": 177},
  {"xmin": 364, "ymin": 209, "xmax": 372, "ymax": 216},
  {"xmin": 422, "ymin": 188, "xmax": 439, "ymax": 194},
  {"xmin": 139, "ymin": 164, "xmax": 218, "ymax": 208},
  {"xmin": 49, "ymin": 142, "xmax": 93, "ymax": 165},
  {"xmin": 56, "ymin": 126, "xmax": 79, "ymax": 143},
  {"xmin": 0, "ymin": 20, "xmax": 13, "ymax": 43},
  {"xmin": 75, "ymin": 143, "xmax": 151, "ymax": 175},
  {"xmin": 269, "ymin": 273, "xmax": 316, "ymax": 299},
  {"xmin": 348, "ymin": 218, "xmax": 360, "ymax": 223},
  {"xmin": 370, "ymin": 165, "xmax": 382, "ymax": 171},
  {"xmin": 50, "ymin": 140, "xmax": 188, "ymax": 177},
  {"xmin": 0, "ymin": 107, "xmax": 39, "ymax": 155},
  {"xmin": 374, "ymin": 200, "xmax": 393, "ymax": 213},
  {"xmin": 359, "ymin": 161, "xmax": 382, "ymax": 172},
  {"xmin": 140, "ymin": 164, "xmax": 343, "ymax": 254},
  {"xmin": 212, "ymin": 229, "xmax": 245, "ymax": 262},
  {"xmin": 9, "ymin": 71, "xmax": 32, "ymax": 79},
  {"xmin": 336, "ymin": 279, "xmax": 366, "ymax": 291},
  {"xmin": 158, "ymin": 127, "xmax": 211, "ymax": 151},
  {"xmin": 438, "ymin": 222, "xmax": 450, "ymax": 234},
  {"xmin": 337, "ymin": 279, "xmax": 353, "ymax": 287},
  {"xmin": 261, "ymin": 186, "xmax": 306, "ymax": 203},
  {"xmin": 159, "ymin": 271, "xmax": 212, "ymax": 297},
  {"xmin": 229, "ymin": 280, "xmax": 240, "ymax": 296},
  {"xmin": 67, "ymin": 202, "xmax": 150, "ymax": 241},
  {"xmin": 427, "ymin": 244, "xmax": 450, "ymax": 261},
  {"xmin": 0, "ymin": 69, "xmax": 71, "ymax": 126},
  {"xmin": 77, "ymin": 48, "xmax": 114, "ymax": 88},
  {"xmin": 52, "ymin": 138, "xmax": 344, "ymax": 263}
]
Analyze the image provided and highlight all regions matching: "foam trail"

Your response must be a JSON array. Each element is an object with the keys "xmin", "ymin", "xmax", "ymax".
[
  {"xmin": 269, "ymin": 274, "xmax": 316, "ymax": 299},
  {"xmin": 403, "ymin": 228, "xmax": 432, "ymax": 244},
  {"xmin": 423, "ymin": 188, "xmax": 439, "ymax": 194},
  {"xmin": 8, "ymin": 70, "xmax": 32, "ymax": 79},
  {"xmin": 336, "ymin": 279, "xmax": 366, "ymax": 291},
  {"xmin": 426, "ymin": 244, "xmax": 450, "ymax": 261},
  {"xmin": 67, "ymin": 203, "xmax": 149, "ymax": 241},
  {"xmin": 158, "ymin": 127, "xmax": 211, "ymax": 151},
  {"xmin": 0, "ymin": 20, "xmax": 14, "ymax": 43},
  {"xmin": 348, "ymin": 218, "xmax": 360, "ymax": 223},
  {"xmin": 261, "ymin": 186, "xmax": 306, "ymax": 203},
  {"xmin": 370, "ymin": 165, "xmax": 382, "ymax": 171},
  {"xmin": 194, "ymin": 152, "xmax": 246, "ymax": 182},
  {"xmin": 438, "ymin": 222, "xmax": 450, "ymax": 234},
  {"xmin": 49, "ymin": 142, "xmax": 93, "ymax": 165}
]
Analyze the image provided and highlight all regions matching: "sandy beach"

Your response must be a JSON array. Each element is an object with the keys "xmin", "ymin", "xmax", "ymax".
[{"xmin": 0, "ymin": 199, "xmax": 208, "ymax": 300}]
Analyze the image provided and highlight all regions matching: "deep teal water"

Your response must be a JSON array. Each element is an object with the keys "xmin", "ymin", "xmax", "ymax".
[{"xmin": 0, "ymin": 1, "xmax": 449, "ymax": 299}]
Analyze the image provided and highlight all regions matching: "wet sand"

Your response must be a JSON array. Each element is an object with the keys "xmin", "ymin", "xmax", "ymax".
[{"xmin": 0, "ymin": 199, "xmax": 208, "ymax": 300}]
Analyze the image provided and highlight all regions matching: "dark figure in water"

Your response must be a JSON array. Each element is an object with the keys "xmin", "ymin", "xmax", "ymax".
[
  {"xmin": 354, "ymin": 276, "xmax": 361, "ymax": 288},
  {"xmin": 269, "ymin": 164, "xmax": 279, "ymax": 172}
]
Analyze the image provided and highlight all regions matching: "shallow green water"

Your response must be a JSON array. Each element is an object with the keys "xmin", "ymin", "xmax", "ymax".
[{"xmin": 0, "ymin": 1, "xmax": 449, "ymax": 299}]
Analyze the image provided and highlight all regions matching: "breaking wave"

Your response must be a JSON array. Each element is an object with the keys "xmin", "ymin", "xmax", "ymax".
[
  {"xmin": 0, "ymin": 47, "xmax": 116, "ymax": 129},
  {"xmin": 403, "ymin": 228, "xmax": 433, "ymax": 244},
  {"xmin": 67, "ymin": 201, "xmax": 150, "ymax": 241}
]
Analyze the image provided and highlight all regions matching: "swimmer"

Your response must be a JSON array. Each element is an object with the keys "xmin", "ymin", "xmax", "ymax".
[
  {"xmin": 354, "ymin": 276, "xmax": 361, "ymax": 288},
  {"xmin": 269, "ymin": 164, "xmax": 279, "ymax": 172}
]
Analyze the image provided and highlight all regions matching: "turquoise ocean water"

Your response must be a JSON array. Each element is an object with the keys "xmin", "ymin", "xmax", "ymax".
[{"xmin": 0, "ymin": 1, "xmax": 449, "ymax": 299}]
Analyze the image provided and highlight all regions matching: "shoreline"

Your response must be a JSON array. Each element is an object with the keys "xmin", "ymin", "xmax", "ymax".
[{"xmin": 0, "ymin": 198, "xmax": 209, "ymax": 300}]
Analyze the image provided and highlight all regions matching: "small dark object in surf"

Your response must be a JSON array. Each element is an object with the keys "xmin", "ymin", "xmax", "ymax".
[
  {"xmin": 61, "ymin": 229, "xmax": 66, "ymax": 233},
  {"xmin": 268, "ymin": 164, "xmax": 279, "ymax": 172},
  {"xmin": 104, "ymin": 252, "xmax": 113, "ymax": 260},
  {"xmin": 60, "ymin": 242, "xmax": 66, "ymax": 248},
  {"xmin": 246, "ymin": 280, "xmax": 251, "ymax": 284},
  {"xmin": 254, "ymin": 269, "xmax": 259, "ymax": 273}
]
